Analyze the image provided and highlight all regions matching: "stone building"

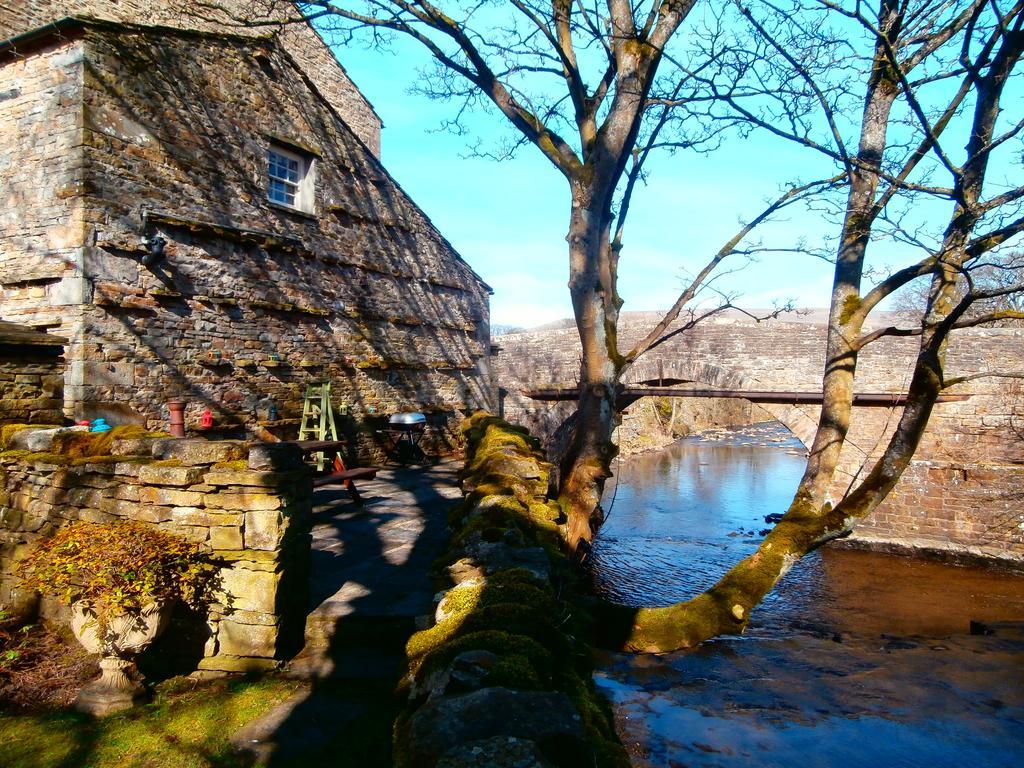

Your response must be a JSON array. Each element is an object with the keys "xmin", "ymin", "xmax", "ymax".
[{"xmin": 0, "ymin": 1, "xmax": 495, "ymax": 454}]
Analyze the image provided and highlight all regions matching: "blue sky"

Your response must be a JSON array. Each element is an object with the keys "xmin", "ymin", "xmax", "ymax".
[{"xmin": 323, "ymin": 18, "xmax": 1004, "ymax": 328}]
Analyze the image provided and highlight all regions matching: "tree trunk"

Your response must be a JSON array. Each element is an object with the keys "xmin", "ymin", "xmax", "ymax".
[
  {"xmin": 557, "ymin": 186, "xmax": 623, "ymax": 554},
  {"xmin": 789, "ymin": 17, "xmax": 901, "ymax": 508},
  {"xmin": 605, "ymin": 323, "xmax": 948, "ymax": 653}
]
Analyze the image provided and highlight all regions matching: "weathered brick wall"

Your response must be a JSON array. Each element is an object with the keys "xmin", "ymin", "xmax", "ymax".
[
  {"xmin": 0, "ymin": 433, "xmax": 313, "ymax": 671},
  {"xmin": 494, "ymin": 312, "xmax": 1024, "ymax": 562},
  {"xmin": 0, "ymin": 0, "xmax": 382, "ymax": 154},
  {"xmin": 0, "ymin": 22, "xmax": 494, "ymax": 456}
]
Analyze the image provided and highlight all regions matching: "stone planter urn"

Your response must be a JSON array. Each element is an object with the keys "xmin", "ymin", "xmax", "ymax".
[{"xmin": 70, "ymin": 601, "xmax": 172, "ymax": 716}]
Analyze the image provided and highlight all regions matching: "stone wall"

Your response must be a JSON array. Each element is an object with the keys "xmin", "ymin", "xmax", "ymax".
[
  {"xmin": 0, "ymin": 20, "xmax": 495, "ymax": 458},
  {"xmin": 0, "ymin": 432, "xmax": 313, "ymax": 672},
  {"xmin": 0, "ymin": 0, "xmax": 382, "ymax": 155},
  {"xmin": 0, "ymin": 351, "xmax": 65, "ymax": 426},
  {"xmin": 842, "ymin": 461, "xmax": 1024, "ymax": 563},
  {"xmin": 0, "ymin": 34, "xmax": 88, "ymax": 335},
  {"xmin": 493, "ymin": 312, "xmax": 1024, "ymax": 562},
  {"xmin": 0, "ymin": 323, "xmax": 67, "ymax": 425},
  {"xmin": 395, "ymin": 414, "xmax": 627, "ymax": 767}
]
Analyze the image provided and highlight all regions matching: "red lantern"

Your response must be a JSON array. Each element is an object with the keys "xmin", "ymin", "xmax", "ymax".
[{"xmin": 200, "ymin": 409, "xmax": 214, "ymax": 429}]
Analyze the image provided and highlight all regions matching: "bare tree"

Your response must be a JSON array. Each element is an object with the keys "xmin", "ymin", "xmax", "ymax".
[
  {"xmin": 614, "ymin": 0, "xmax": 1024, "ymax": 650},
  {"xmin": 185, "ymin": 0, "xmax": 1023, "ymax": 647}
]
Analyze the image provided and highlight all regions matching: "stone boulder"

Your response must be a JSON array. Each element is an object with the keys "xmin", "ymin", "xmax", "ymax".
[
  {"xmin": 403, "ymin": 687, "xmax": 587, "ymax": 768},
  {"xmin": 434, "ymin": 580, "xmax": 485, "ymax": 624},
  {"xmin": 14, "ymin": 426, "xmax": 87, "ymax": 452},
  {"xmin": 436, "ymin": 736, "xmax": 555, "ymax": 768},
  {"xmin": 447, "ymin": 543, "xmax": 550, "ymax": 586},
  {"xmin": 418, "ymin": 649, "xmax": 499, "ymax": 700}
]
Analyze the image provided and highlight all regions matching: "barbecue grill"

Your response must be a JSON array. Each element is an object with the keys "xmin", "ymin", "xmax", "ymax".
[
  {"xmin": 389, "ymin": 412, "xmax": 427, "ymax": 433},
  {"xmin": 379, "ymin": 412, "xmax": 429, "ymax": 463}
]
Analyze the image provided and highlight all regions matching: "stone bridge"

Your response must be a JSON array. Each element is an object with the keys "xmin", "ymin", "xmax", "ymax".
[{"xmin": 493, "ymin": 311, "xmax": 1024, "ymax": 564}]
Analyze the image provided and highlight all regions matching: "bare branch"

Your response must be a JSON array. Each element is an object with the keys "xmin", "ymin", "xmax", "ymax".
[
  {"xmin": 625, "ymin": 174, "xmax": 843, "ymax": 363},
  {"xmin": 859, "ymin": 255, "xmax": 941, "ymax": 316},
  {"xmin": 856, "ymin": 307, "xmax": 1024, "ymax": 349},
  {"xmin": 966, "ymin": 216, "xmax": 1024, "ymax": 257},
  {"xmin": 736, "ymin": 1, "xmax": 853, "ymax": 174},
  {"xmin": 643, "ymin": 302, "xmax": 795, "ymax": 354},
  {"xmin": 944, "ymin": 370, "xmax": 1024, "ymax": 387}
]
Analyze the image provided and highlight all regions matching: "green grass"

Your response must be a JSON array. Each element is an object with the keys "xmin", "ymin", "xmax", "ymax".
[{"xmin": 0, "ymin": 675, "xmax": 303, "ymax": 768}]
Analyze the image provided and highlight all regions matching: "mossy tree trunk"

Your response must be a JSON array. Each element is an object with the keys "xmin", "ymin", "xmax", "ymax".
[
  {"xmin": 793, "ymin": 36, "xmax": 900, "ymax": 510},
  {"xmin": 542, "ymin": 22, "xmax": 696, "ymax": 555},
  {"xmin": 613, "ymin": 288, "xmax": 954, "ymax": 652},
  {"xmin": 556, "ymin": 181, "xmax": 625, "ymax": 552}
]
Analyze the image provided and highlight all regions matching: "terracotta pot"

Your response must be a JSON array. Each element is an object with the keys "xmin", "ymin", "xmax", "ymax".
[{"xmin": 70, "ymin": 601, "xmax": 172, "ymax": 716}]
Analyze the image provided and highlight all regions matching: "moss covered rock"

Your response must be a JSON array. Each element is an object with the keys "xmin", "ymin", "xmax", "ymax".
[
  {"xmin": 395, "ymin": 413, "xmax": 628, "ymax": 768},
  {"xmin": 402, "ymin": 687, "xmax": 588, "ymax": 768}
]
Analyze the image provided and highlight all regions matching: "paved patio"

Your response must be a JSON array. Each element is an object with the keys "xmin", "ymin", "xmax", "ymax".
[
  {"xmin": 232, "ymin": 461, "xmax": 462, "ymax": 764},
  {"xmin": 295, "ymin": 461, "xmax": 461, "ymax": 671}
]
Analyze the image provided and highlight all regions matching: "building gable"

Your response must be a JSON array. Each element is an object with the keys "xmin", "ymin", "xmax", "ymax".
[{"xmin": 0, "ymin": 0, "xmax": 382, "ymax": 154}]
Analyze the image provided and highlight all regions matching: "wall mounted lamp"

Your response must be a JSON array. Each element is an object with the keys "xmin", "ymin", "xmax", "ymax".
[
  {"xmin": 141, "ymin": 233, "xmax": 167, "ymax": 267},
  {"xmin": 140, "ymin": 209, "xmax": 167, "ymax": 268}
]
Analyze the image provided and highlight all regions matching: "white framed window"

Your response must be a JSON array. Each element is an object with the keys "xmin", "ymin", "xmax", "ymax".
[{"xmin": 267, "ymin": 144, "xmax": 315, "ymax": 213}]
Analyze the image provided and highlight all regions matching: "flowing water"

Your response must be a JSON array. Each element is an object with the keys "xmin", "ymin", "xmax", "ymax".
[{"xmin": 591, "ymin": 422, "xmax": 1024, "ymax": 767}]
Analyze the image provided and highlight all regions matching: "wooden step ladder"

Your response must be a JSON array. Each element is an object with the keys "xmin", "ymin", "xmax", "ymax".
[{"xmin": 298, "ymin": 382, "xmax": 340, "ymax": 471}]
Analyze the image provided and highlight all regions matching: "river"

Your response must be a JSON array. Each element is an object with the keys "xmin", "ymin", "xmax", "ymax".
[{"xmin": 591, "ymin": 422, "xmax": 1024, "ymax": 767}]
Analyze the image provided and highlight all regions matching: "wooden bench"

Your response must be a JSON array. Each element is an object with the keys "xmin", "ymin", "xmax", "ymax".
[
  {"xmin": 312, "ymin": 464, "xmax": 379, "ymax": 498},
  {"xmin": 293, "ymin": 440, "xmax": 378, "ymax": 503}
]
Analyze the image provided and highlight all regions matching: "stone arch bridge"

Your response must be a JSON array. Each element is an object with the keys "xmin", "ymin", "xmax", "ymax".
[{"xmin": 492, "ymin": 311, "xmax": 1024, "ymax": 564}]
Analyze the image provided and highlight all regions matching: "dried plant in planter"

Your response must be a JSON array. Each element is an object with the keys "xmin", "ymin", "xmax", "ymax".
[{"xmin": 19, "ymin": 521, "xmax": 217, "ymax": 715}]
